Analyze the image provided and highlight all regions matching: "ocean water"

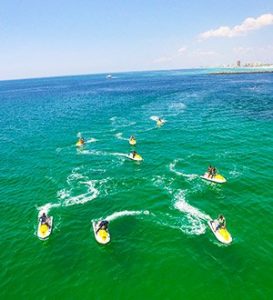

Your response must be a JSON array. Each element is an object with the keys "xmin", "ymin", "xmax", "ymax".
[{"xmin": 1, "ymin": 70, "xmax": 273, "ymax": 299}]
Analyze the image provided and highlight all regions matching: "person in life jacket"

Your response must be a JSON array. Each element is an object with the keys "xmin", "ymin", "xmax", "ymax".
[
  {"xmin": 215, "ymin": 214, "xmax": 226, "ymax": 231},
  {"xmin": 96, "ymin": 220, "xmax": 109, "ymax": 233}
]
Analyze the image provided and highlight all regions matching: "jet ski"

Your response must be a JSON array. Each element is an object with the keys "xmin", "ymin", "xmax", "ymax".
[
  {"xmin": 127, "ymin": 152, "xmax": 143, "ymax": 161},
  {"xmin": 37, "ymin": 211, "xmax": 53, "ymax": 240},
  {"xmin": 129, "ymin": 137, "xmax": 136, "ymax": 146},
  {"xmin": 92, "ymin": 220, "xmax": 110, "ymax": 244},
  {"xmin": 208, "ymin": 219, "xmax": 232, "ymax": 244},
  {"xmin": 76, "ymin": 138, "xmax": 85, "ymax": 147},
  {"xmin": 157, "ymin": 119, "xmax": 165, "ymax": 126},
  {"xmin": 200, "ymin": 172, "xmax": 226, "ymax": 184}
]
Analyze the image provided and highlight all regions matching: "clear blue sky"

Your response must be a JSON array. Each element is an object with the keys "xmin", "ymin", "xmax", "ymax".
[{"xmin": 1, "ymin": 0, "xmax": 273, "ymax": 80}]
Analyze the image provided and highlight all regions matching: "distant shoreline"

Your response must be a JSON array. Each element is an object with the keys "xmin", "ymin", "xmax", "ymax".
[{"xmin": 210, "ymin": 70, "xmax": 273, "ymax": 75}]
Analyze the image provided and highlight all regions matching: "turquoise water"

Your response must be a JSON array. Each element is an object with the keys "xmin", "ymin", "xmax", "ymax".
[{"xmin": 1, "ymin": 70, "xmax": 273, "ymax": 299}]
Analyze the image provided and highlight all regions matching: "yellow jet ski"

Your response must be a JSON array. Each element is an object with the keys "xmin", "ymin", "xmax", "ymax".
[
  {"xmin": 76, "ymin": 138, "xmax": 85, "ymax": 147},
  {"xmin": 128, "ymin": 152, "xmax": 143, "ymax": 161},
  {"xmin": 156, "ymin": 120, "xmax": 164, "ymax": 126},
  {"xmin": 208, "ymin": 220, "xmax": 232, "ymax": 245},
  {"xmin": 129, "ymin": 136, "xmax": 136, "ymax": 146},
  {"xmin": 37, "ymin": 212, "xmax": 53, "ymax": 240},
  {"xmin": 92, "ymin": 221, "xmax": 110, "ymax": 245},
  {"xmin": 200, "ymin": 172, "xmax": 226, "ymax": 184},
  {"xmin": 157, "ymin": 119, "xmax": 165, "ymax": 126}
]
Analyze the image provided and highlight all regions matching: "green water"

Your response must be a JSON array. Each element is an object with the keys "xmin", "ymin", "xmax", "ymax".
[{"xmin": 1, "ymin": 70, "xmax": 273, "ymax": 299}]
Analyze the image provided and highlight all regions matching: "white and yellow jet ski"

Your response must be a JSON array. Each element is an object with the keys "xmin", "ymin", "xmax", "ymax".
[
  {"xmin": 92, "ymin": 221, "xmax": 110, "ymax": 245},
  {"xmin": 208, "ymin": 219, "xmax": 232, "ymax": 245}
]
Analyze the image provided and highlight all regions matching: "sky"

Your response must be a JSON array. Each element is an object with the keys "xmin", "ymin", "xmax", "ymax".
[{"xmin": 1, "ymin": 0, "xmax": 273, "ymax": 80}]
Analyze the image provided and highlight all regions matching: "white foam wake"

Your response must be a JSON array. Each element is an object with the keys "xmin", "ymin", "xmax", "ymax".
[
  {"xmin": 76, "ymin": 131, "xmax": 97, "ymax": 143},
  {"xmin": 37, "ymin": 170, "xmax": 108, "ymax": 214},
  {"xmin": 110, "ymin": 116, "xmax": 117, "ymax": 122},
  {"xmin": 110, "ymin": 152, "xmax": 129, "ymax": 158},
  {"xmin": 63, "ymin": 189, "xmax": 98, "ymax": 206},
  {"xmin": 110, "ymin": 116, "xmax": 136, "ymax": 129},
  {"xmin": 86, "ymin": 138, "xmax": 98, "ymax": 144},
  {"xmin": 169, "ymin": 159, "xmax": 198, "ymax": 180},
  {"xmin": 105, "ymin": 210, "xmax": 150, "ymax": 222},
  {"xmin": 57, "ymin": 168, "xmax": 110, "ymax": 207},
  {"xmin": 228, "ymin": 164, "xmax": 243, "ymax": 179},
  {"xmin": 173, "ymin": 190, "xmax": 211, "ymax": 235},
  {"xmin": 151, "ymin": 175, "xmax": 211, "ymax": 235},
  {"xmin": 79, "ymin": 149, "xmax": 107, "ymax": 156},
  {"xmin": 115, "ymin": 132, "xmax": 128, "ymax": 141},
  {"xmin": 140, "ymin": 126, "xmax": 156, "ymax": 133},
  {"xmin": 67, "ymin": 170, "xmax": 85, "ymax": 184},
  {"xmin": 79, "ymin": 149, "xmax": 128, "ymax": 158},
  {"xmin": 150, "ymin": 115, "xmax": 159, "ymax": 121},
  {"xmin": 59, "ymin": 179, "xmax": 106, "ymax": 207},
  {"xmin": 169, "ymin": 102, "xmax": 186, "ymax": 110},
  {"xmin": 174, "ymin": 190, "xmax": 211, "ymax": 221},
  {"xmin": 150, "ymin": 115, "xmax": 166, "ymax": 123},
  {"xmin": 37, "ymin": 202, "xmax": 61, "ymax": 215}
]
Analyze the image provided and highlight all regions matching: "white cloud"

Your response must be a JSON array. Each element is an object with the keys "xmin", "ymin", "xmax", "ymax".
[
  {"xmin": 200, "ymin": 13, "xmax": 273, "ymax": 39},
  {"xmin": 177, "ymin": 47, "xmax": 187, "ymax": 54}
]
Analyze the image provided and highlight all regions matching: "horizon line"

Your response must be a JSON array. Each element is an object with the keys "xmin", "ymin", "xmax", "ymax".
[
  {"xmin": 0, "ymin": 66, "xmax": 208, "ymax": 83},
  {"xmin": 1, "ymin": 65, "xmax": 272, "ymax": 83}
]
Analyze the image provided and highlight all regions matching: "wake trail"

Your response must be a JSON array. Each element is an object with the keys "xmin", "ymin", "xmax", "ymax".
[
  {"xmin": 55, "ymin": 168, "xmax": 112, "ymax": 208},
  {"xmin": 152, "ymin": 175, "xmax": 211, "ymax": 235},
  {"xmin": 77, "ymin": 132, "xmax": 98, "ymax": 143},
  {"xmin": 169, "ymin": 102, "xmax": 186, "ymax": 110},
  {"xmin": 104, "ymin": 210, "xmax": 150, "ymax": 222},
  {"xmin": 79, "ymin": 149, "xmax": 128, "ymax": 158},
  {"xmin": 173, "ymin": 189, "xmax": 212, "ymax": 235},
  {"xmin": 86, "ymin": 138, "xmax": 98, "ymax": 144},
  {"xmin": 58, "ymin": 178, "xmax": 110, "ymax": 207},
  {"xmin": 150, "ymin": 115, "xmax": 167, "ymax": 123},
  {"xmin": 37, "ymin": 202, "xmax": 61, "ymax": 215},
  {"xmin": 139, "ymin": 126, "xmax": 156, "ymax": 133},
  {"xmin": 110, "ymin": 116, "xmax": 136, "ymax": 131},
  {"xmin": 173, "ymin": 190, "xmax": 211, "ymax": 235},
  {"xmin": 150, "ymin": 115, "xmax": 160, "ymax": 121},
  {"xmin": 37, "ymin": 169, "xmax": 111, "ymax": 216},
  {"xmin": 115, "ymin": 132, "xmax": 128, "ymax": 141},
  {"xmin": 169, "ymin": 159, "xmax": 198, "ymax": 180},
  {"xmin": 173, "ymin": 190, "xmax": 211, "ymax": 222}
]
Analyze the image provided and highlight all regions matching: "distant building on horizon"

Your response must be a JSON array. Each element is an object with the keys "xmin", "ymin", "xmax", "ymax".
[
  {"xmin": 237, "ymin": 60, "xmax": 241, "ymax": 67},
  {"xmin": 243, "ymin": 62, "xmax": 273, "ymax": 67}
]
